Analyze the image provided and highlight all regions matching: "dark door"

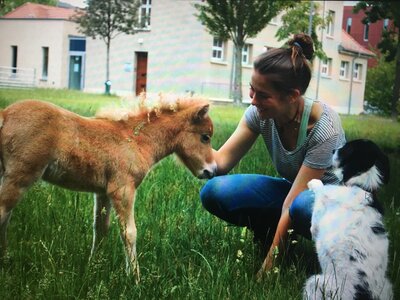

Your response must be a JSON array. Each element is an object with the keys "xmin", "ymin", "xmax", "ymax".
[
  {"xmin": 69, "ymin": 55, "xmax": 82, "ymax": 90},
  {"xmin": 135, "ymin": 52, "xmax": 148, "ymax": 95}
]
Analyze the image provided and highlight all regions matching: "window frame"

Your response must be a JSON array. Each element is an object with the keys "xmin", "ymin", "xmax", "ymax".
[
  {"xmin": 321, "ymin": 57, "xmax": 332, "ymax": 77},
  {"xmin": 340, "ymin": 60, "xmax": 350, "ymax": 79},
  {"xmin": 139, "ymin": 0, "xmax": 151, "ymax": 28},
  {"xmin": 353, "ymin": 63, "xmax": 363, "ymax": 81},
  {"xmin": 11, "ymin": 45, "xmax": 17, "ymax": 74},
  {"xmin": 326, "ymin": 10, "xmax": 335, "ymax": 37},
  {"xmin": 363, "ymin": 23, "xmax": 369, "ymax": 41},
  {"xmin": 42, "ymin": 46, "xmax": 49, "ymax": 80},
  {"xmin": 211, "ymin": 37, "xmax": 225, "ymax": 61},
  {"xmin": 242, "ymin": 44, "xmax": 252, "ymax": 65},
  {"xmin": 383, "ymin": 18, "xmax": 389, "ymax": 31},
  {"xmin": 346, "ymin": 17, "xmax": 352, "ymax": 34}
]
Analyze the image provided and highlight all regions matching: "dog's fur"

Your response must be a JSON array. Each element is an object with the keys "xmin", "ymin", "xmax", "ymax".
[
  {"xmin": 304, "ymin": 139, "xmax": 392, "ymax": 300},
  {"xmin": 0, "ymin": 98, "xmax": 216, "ymax": 282}
]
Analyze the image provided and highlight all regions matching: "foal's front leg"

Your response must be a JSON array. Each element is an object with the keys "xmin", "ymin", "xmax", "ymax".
[
  {"xmin": 0, "ymin": 209, "xmax": 12, "ymax": 258},
  {"xmin": 90, "ymin": 193, "xmax": 111, "ymax": 259},
  {"xmin": 108, "ymin": 182, "xmax": 139, "ymax": 282}
]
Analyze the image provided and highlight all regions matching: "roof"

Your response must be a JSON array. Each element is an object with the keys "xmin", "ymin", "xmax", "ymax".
[
  {"xmin": 339, "ymin": 29, "xmax": 376, "ymax": 58},
  {"xmin": 2, "ymin": 2, "xmax": 77, "ymax": 20}
]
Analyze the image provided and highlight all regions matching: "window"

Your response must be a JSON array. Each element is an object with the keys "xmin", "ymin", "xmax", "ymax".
[
  {"xmin": 326, "ymin": 10, "xmax": 335, "ymax": 37},
  {"xmin": 11, "ymin": 45, "xmax": 17, "ymax": 74},
  {"xmin": 211, "ymin": 38, "xmax": 225, "ymax": 61},
  {"xmin": 140, "ymin": 0, "xmax": 151, "ymax": 28},
  {"xmin": 42, "ymin": 47, "xmax": 49, "ymax": 79},
  {"xmin": 340, "ymin": 61, "xmax": 349, "ymax": 79},
  {"xmin": 353, "ymin": 63, "xmax": 362, "ymax": 81},
  {"xmin": 363, "ymin": 23, "xmax": 369, "ymax": 41},
  {"xmin": 383, "ymin": 18, "xmax": 389, "ymax": 31},
  {"xmin": 242, "ymin": 44, "xmax": 252, "ymax": 65},
  {"xmin": 346, "ymin": 17, "xmax": 352, "ymax": 34},
  {"xmin": 69, "ymin": 38, "xmax": 86, "ymax": 51},
  {"xmin": 321, "ymin": 58, "xmax": 332, "ymax": 77}
]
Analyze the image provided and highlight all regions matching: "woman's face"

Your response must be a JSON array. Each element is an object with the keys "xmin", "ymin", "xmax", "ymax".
[{"xmin": 249, "ymin": 70, "xmax": 289, "ymax": 120}]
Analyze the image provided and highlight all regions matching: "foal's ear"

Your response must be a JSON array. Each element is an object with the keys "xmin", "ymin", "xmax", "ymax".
[{"xmin": 193, "ymin": 104, "xmax": 209, "ymax": 123}]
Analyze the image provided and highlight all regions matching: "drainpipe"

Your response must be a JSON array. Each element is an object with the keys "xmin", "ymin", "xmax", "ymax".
[
  {"xmin": 229, "ymin": 44, "xmax": 235, "ymax": 100},
  {"xmin": 315, "ymin": 1, "xmax": 326, "ymax": 100},
  {"xmin": 308, "ymin": 1, "xmax": 314, "ymax": 36},
  {"xmin": 348, "ymin": 53, "xmax": 360, "ymax": 115}
]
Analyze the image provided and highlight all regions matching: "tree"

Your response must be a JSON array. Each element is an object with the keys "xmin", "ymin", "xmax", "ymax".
[
  {"xmin": 73, "ymin": 0, "xmax": 141, "ymax": 94},
  {"xmin": 275, "ymin": 1, "xmax": 329, "ymax": 61},
  {"xmin": 195, "ymin": 0, "xmax": 296, "ymax": 105},
  {"xmin": 364, "ymin": 56, "xmax": 395, "ymax": 115},
  {"xmin": 354, "ymin": 1, "xmax": 400, "ymax": 120},
  {"xmin": 0, "ymin": 0, "xmax": 56, "ymax": 16}
]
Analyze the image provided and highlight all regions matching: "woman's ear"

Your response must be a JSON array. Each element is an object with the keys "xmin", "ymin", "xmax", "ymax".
[{"xmin": 288, "ymin": 89, "xmax": 301, "ymax": 103}]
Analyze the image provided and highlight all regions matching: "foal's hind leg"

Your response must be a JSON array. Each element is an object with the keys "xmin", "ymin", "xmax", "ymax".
[
  {"xmin": 90, "ymin": 193, "xmax": 111, "ymax": 258},
  {"xmin": 0, "ymin": 161, "xmax": 46, "ymax": 258},
  {"xmin": 0, "ymin": 207, "xmax": 12, "ymax": 258},
  {"xmin": 0, "ymin": 176, "xmax": 35, "ymax": 258}
]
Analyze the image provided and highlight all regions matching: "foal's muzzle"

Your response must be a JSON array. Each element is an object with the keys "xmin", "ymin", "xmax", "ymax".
[{"xmin": 197, "ymin": 163, "xmax": 217, "ymax": 179}]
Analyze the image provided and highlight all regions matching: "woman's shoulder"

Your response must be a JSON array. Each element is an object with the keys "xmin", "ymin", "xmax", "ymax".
[
  {"xmin": 313, "ymin": 100, "xmax": 341, "ymax": 125},
  {"xmin": 309, "ymin": 100, "xmax": 345, "ymax": 140}
]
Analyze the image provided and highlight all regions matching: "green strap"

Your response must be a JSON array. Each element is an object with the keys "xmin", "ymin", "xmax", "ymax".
[{"xmin": 296, "ymin": 98, "xmax": 313, "ymax": 148}]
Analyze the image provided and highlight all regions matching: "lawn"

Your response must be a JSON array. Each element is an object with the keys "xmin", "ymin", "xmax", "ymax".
[{"xmin": 0, "ymin": 88, "xmax": 399, "ymax": 299}]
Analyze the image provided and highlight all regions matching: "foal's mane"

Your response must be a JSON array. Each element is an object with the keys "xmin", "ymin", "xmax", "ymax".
[{"xmin": 95, "ymin": 94, "xmax": 209, "ymax": 122}]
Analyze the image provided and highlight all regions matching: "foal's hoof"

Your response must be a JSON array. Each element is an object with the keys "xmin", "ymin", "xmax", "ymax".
[{"xmin": 126, "ymin": 262, "xmax": 140, "ymax": 284}]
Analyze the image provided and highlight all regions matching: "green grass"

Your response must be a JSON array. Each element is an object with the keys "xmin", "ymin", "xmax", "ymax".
[{"xmin": 0, "ymin": 88, "xmax": 399, "ymax": 299}]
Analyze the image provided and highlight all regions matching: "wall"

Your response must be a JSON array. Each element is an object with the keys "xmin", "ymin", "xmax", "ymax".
[{"xmin": 0, "ymin": 18, "xmax": 81, "ymax": 88}]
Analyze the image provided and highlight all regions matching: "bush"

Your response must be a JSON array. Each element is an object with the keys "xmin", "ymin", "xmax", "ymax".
[{"xmin": 364, "ymin": 57, "xmax": 396, "ymax": 116}]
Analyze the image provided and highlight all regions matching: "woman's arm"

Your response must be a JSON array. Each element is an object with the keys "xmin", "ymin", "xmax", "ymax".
[
  {"xmin": 257, "ymin": 164, "xmax": 325, "ymax": 278},
  {"xmin": 214, "ymin": 116, "xmax": 259, "ymax": 175}
]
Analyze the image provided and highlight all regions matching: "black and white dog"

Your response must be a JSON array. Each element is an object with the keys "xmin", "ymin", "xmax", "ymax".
[{"xmin": 304, "ymin": 139, "xmax": 393, "ymax": 300}]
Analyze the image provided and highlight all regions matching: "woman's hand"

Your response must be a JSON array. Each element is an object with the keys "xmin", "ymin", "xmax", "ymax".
[{"xmin": 256, "ymin": 246, "xmax": 276, "ymax": 281}]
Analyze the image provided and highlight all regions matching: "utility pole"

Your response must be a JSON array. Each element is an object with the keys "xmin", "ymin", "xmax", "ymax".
[
  {"xmin": 315, "ymin": 1, "xmax": 326, "ymax": 101},
  {"xmin": 308, "ymin": 1, "xmax": 314, "ymax": 36}
]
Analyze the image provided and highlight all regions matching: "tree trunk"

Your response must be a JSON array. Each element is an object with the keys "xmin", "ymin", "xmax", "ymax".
[
  {"xmin": 391, "ymin": 33, "xmax": 400, "ymax": 120},
  {"xmin": 105, "ymin": 38, "xmax": 111, "ymax": 94},
  {"xmin": 233, "ymin": 44, "xmax": 243, "ymax": 105}
]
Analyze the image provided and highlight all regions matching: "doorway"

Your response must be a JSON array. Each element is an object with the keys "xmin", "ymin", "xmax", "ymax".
[
  {"xmin": 68, "ymin": 37, "xmax": 86, "ymax": 90},
  {"xmin": 135, "ymin": 52, "xmax": 148, "ymax": 95},
  {"xmin": 68, "ymin": 55, "xmax": 83, "ymax": 90}
]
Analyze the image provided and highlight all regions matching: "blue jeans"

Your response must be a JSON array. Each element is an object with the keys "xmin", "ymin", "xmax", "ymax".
[{"xmin": 200, "ymin": 174, "xmax": 314, "ymax": 241}]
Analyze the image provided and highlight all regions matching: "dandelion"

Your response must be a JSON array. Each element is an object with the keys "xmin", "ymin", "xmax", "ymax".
[
  {"xmin": 236, "ymin": 249, "xmax": 244, "ymax": 259},
  {"xmin": 272, "ymin": 246, "xmax": 279, "ymax": 258}
]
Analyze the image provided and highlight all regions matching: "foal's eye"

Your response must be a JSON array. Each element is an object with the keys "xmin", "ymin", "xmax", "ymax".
[{"xmin": 201, "ymin": 134, "xmax": 211, "ymax": 144}]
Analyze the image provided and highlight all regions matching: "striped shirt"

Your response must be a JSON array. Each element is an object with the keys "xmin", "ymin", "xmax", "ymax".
[{"xmin": 245, "ymin": 101, "xmax": 346, "ymax": 184}]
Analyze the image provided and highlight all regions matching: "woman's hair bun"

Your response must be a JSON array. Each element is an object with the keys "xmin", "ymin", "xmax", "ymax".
[{"xmin": 288, "ymin": 33, "xmax": 314, "ymax": 60}]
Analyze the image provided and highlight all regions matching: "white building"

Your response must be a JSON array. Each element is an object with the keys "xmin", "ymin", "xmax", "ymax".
[
  {"xmin": 0, "ymin": 0, "xmax": 374, "ymax": 114},
  {"xmin": 0, "ymin": 2, "xmax": 85, "ymax": 89}
]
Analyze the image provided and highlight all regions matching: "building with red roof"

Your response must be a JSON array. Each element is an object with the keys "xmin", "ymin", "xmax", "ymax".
[{"xmin": 342, "ymin": 2, "xmax": 394, "ymax": 67}]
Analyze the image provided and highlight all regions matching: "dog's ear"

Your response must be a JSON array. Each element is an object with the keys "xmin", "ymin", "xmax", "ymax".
[{"xmin": 376, "ymin": 152, "xmax": 390, "ymax": 185}]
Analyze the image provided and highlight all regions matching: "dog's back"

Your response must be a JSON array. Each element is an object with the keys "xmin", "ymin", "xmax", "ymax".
[{"xmin": 304, "ymin": 139, "xmax": 393, "ymax": 300}]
